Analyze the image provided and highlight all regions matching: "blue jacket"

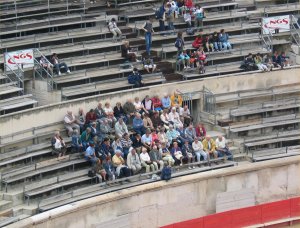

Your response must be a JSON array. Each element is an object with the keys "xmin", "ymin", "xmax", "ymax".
[
  {"xmin": 128, "ymin": 72, "xmax": 142, "ymax": 84},
  {"xmin": 133, "ymin": 117, "xmax": 144, "ymax": 129},
  {"xmin": 219, "ymin": 33, "xmax": 229, "ymax": 43}
]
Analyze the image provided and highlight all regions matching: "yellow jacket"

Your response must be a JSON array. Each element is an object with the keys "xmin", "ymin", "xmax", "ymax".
[
  {"xmin": 112, "ymin": 155, "xmax": 124, "ymax": 167},
  {"xmin": 202, "ymin": 138, "xmax": 216, "ymax": 152},
  {"xmin": 170, "ymin": 94, "xmax": 183, "ymax": 107}
]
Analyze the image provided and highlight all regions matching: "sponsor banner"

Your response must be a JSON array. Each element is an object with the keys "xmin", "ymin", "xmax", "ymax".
[
  {"xmin": 262, "ymin": 15, "xmax": 290, "ymax": 34},
  {"xmin": 4, "ymin": 49, "xmax": 34, "ymax": 71}
]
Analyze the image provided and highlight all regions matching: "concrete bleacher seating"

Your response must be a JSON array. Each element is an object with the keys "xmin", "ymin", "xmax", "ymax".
[{"xmin": 0, "ymin": 94, "xmax": 38, "ymax": 115}]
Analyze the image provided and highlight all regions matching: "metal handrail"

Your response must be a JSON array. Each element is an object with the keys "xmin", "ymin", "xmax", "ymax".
[{"xmin": 290, "ymin": 15, "xmax": 300, "ymax": 47}]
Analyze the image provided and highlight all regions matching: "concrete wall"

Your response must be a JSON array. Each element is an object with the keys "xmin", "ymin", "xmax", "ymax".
[
  {"xmin": 7, "ymin": 156, "xmax": 300, "ymax": 228},
  {"xmin": 0, "ymin": 68, "xmax": 300, "ymax": 136}
]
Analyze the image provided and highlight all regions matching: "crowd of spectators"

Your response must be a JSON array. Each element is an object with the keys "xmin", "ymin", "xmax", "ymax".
[
  {"xmin": 240, "ymin": 51, "xmax": 290, "ymax": 72},
  {"xmin": 52, "ymin": 91, "xmax": 233, "ymax": 182}
]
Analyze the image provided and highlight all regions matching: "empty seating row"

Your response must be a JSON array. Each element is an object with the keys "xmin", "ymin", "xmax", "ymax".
[{"xmin": 0, "ymin": 94, "xmax": 38, "ymax": 115}]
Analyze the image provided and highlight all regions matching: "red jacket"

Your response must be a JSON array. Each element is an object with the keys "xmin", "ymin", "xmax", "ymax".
[
  {"xmin": 185, "ymin": 0, "xmax": 193, "ymax": 9},
  {"xmin": 192, "ymin": 36, "xmax": 204, "ymax": 49},
  {"xmin": 151, "ymin": 97, "xmax": 162, "ymax": 109},
  {"xmin": 195, "ymin": 126, "xmax": 206, "ymax": 137},
  {"xmin": 85, "ymin": 112, "xmax": 97, "ymax": 124}
]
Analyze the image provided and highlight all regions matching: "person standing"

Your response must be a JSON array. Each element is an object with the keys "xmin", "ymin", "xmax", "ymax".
[{"xmin": 142, "ymin": 18, "xmax": 155, "ymax": 56}]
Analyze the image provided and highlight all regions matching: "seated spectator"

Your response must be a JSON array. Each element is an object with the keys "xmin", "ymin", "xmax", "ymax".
[
  {"xmin": 143, "ymin": 58, "xmax": 157, "ymax": 73},
  {"xmin": 188, "ymin": 50, "xmax": 197, "ymax": 68},
  {"xmin": 71, "ymin": 130, "xmax": 82, "ymax": 153},
  {"xmin": 203, "ymin": 35, "xmax": 213, "ymax": 53},
  {"xmin": 160, "ymin": 108, "xmax": 172, "ymax": 128},
  {"xmin": 158, "ymin": 127, "xmax": 169, "ymax": 146},
  {"xmin": 215, "ymin": 135, "xmax": 233, "ymax": 161},
  {"xmin": 103, "ymin": 156, "xmax": 116, "ymax": 180},
  {"xmin": 94, "ymin": 159, "xmax": 107, "ymax": 182},
  {"xmin": 254, "ymin": 53, "xmax": 269, "ymax": 72},
  {"xmin": 202, "ymin": 135, "xmax": 218, "ymax": 160},
  {"xmin": 149, "ymin": 145, "xmax": 164, "ymax": 170},
  {"xmin": 151, "ymin": 110, "xmax": 162, "ymax": 129},
  {"xmin": 108, "ymin": 18, "xmax": 122, "ymax": 42},
  {"xmin": 181, "ymin": 140, "xmax": 195, "ymax": 169},
  {"xmin": 81, "ymin": 127, "xmax": 92, "ymax": 150},
  {"xmin": 112, "ymin": 150, "xmax": 131, "ymax": 178},
  {"xmin": 127, "ymin": 148, "xmax": 142, "ymax": 174},
  {"xmin": 177, "ymin": 125, "xmax": 187, "ymax": 143},
  {"xmin": 211, "ymin": 31, "xmax": 220, "ymax": 51},
  {"xmin": 240, "ymin": 53, "xmax": 257, "ymax": 71},
  {"xmin": 134, "ymin": 97, "xmax": 147, "ymax": 114},
  {"xmin": 111, "ymin": 136, "xmax": 123, "ymax": 155},
  {"xmin": 185, "ymin": 124, "xmax": 196, "ymax": 143},
  {"xmin": 132, "ymin": 134, "xmax": 143, "ymax": 153},
  {"xmin": 161, "ymin": 93, "xmax": 171, "ymax": 109},
  {"xmin": 195, "ymin": 123, "xmax": 206, "ymax": 140},
  {"xmin": 179, "ymin": 105, "xmax": 193, "ymax": 126},
  {"xmin": 115, "ymin": 118, "xmax": 128, "ymax": 138},
  {"xmin": 169, "ymin": 107, "xmax": 183, "ymax": 129},
  {"xmin": 192, "ymin": 137, "xmax": 206, "ymax": 162},
  {"xmin": 272, "ymin": 51, "xmax": 283, "ymax": 68},
  {"xmin": 95, "ymin": 102, "xmax": 106, "ymax": 121},
  {"xmin": 99, "ymin": 119, "xmax": 114, "ymax": 141},
  {"xmin": 143, "ymin": 113, "xmax": 154, "ymax": 129},
  {"xmin": 171, "ymin": 142, "xmax": 184, "ymax": 165},
  {"xmin": 140, "ymin": 147, "xmax": 157, "ymax": 173},
  {"xmin": 123, "ymin": 99, "xmax": 136, "ymax": 123},
  {"xmin": 50, "ymin": 53, "xmax": 70, "ymax": 76},
  {"xmin": 183, "ymin": 10, "xmax": 192, "ymax": 28},
  {"xmin": 196, "ymin": 46, "xmax": 207, "ymax": 74},
  {"xmin": 152, "ymin": 95, "xmax": 163, "ymax": 111},
  {"xmin": 184, "ymin": 0, "xmax": 194, "ymax": 10},
  {"xmin": 192, "ymin": 34, "xmax": 204, "ymax": 49},
  {"xmin": 170, "ymin": 91, "xmax": 183, "ymax": 108},
  {"xmin": 51, "ymin": 131, "xmax": 67, "ymax": 157},
  {"xmin": 113, "ymin": 102, "xmax": 127, "ymax": 123},
  {"xmin": 85, "ymin": 109, "xmax": 97, "ymax": 126},
  {"xmin": 76, "ymin": 108, "xmax": 86, "ymax": 132},
  {"xmin": 120, "ymin": 133, "xmax": 133, "ymax": 158},
  {"xmin": 280, "ymin": 51, "xmax": 290, "ymax": 67},
  {"xmin": 133, "ymin": 113, "xmax": 145, "ymax": 135},
  {"xmin": 178, "ymin": 50, "xmax": 191, "ymax": 69},
  {"xmin": 142, "ymin": 95, "xmax": 154, "ymax": 115},
  {"xmin": 166, "ymin": 125, "xmax": 180, "ymax": 145},
  {"xmin": 121, "ymin": 40, "xmax": 137, "ymax": 62},
  {"xmin": 40, "ymin": 56, "xmax": 53, "ymax": 74},
  {"xmin": 128, "ymin": 68, "xmax": 143, "ymax": 88},
  {"xmin": 161, "ymin": 142, "xmax": 175, "ymax": 166},
  {"xmin": 141, "ymin": 128, "xmax": 153, "ymax": 150},
  {"xmin": 194, "ymin": 4, "xmax": 204, "ymax": 27},
  {"xmin": 84, "ymin": 142, "xmax": 99, "ymax": 166},
  {"xmin": 64, "ymin": 110, "xmax": 80, "ymax": 137},
  {"xmin": 151, "ymin": 129, "xmax": 159, "ymax": 145},
  {"xmin": 104, "ymin": 102, "xmax": 116, "ymax": 125},
  {"xmin": 98, "ymin": 138, "xmax": 115, "ymax": 160},
  {"xmin": 90, "ymin": 122, "xmax": 99, "ymax": 140},
  {"xmin": 219, "ymin": 29, "xmax": 231, "ymax": 50}
]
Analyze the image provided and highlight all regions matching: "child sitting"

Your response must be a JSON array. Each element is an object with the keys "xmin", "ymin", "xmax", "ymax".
[{"xmin": 178, "ymin": 50, "xmax": 191, "ymax": 69}]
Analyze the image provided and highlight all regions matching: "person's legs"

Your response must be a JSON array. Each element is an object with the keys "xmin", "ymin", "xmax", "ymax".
[
  {"xmin": 159, "ymin": 20, "xmax": 165, "ymax": 33},
  {"xmin": 145, "ymin": 32, "xmax": 151, "ymax": 56},
  {"xmin": 149, "ymin": 163, "xmax": 155, "ymax": 172},
  {"xmin": 223, "ymin": 148, "xmax": 233, "ymax": 160},
  {"xmin": 59, "ymin": 62, "xmax": 70, "ymax": 73},
  {"xmin": 153, "ymin": 161, "xmax": 158, "ymax": 171},
  {"xmin": 213, "ymin": 42, "xmax": 218, "ymax": 51},
  {"xmin": 226, "ymin": 42, "xmax": 232, "ymax": 49},
  {"xmin": 158, "ymin": 160, "xmax": 164, "ymax": 170},
  {"xmin": 54, "ymin": 64, "xmax": 60, "ymax": 75},
  {"xmin": 222, "ymin": 42, "xmax": 227, "ymax": 50},
  {"xmin": 111, "ymin": 29, "xmax": 117, "ymax": 40},
  {"xmin": 200, "ymin": 150, "xmax": 208, "ymax": 161},
  {"xmin": 141, "ymin": 161, "xmax": 150, "ymax": 173},
  {"xmin": 131, "ymin": 165, "xmax": 137, "ymax": 174},
  {"xmin": 65, "ymin": 125, "xmax": 73, "ymax": 136},
  {"xmin": 136, "ymin": 164, "xmax": 142, "ymax": 173},
  {"xmin": 115, "ymin": 27, "xmax": 122, "ymax": 37},
  {"xmin": 195, "ymin": 151, "xmax": 201, "ymax": 162}
]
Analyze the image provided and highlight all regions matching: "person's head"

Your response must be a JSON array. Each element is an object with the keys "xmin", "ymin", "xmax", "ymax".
[
  {"xmin": 154, "ymin": 110, "xmax": 159, "ymax": 116},
  {"xmin": 169, "ymin": 125, "xmax": 174, "ymax": 130},
  {"xmin": 213, "ymin": 31, "xmax": 218, "ymax": 36},
  {"xmin": 103, "ymin": 119, "xmax": 108, "ymax": 125},
  {"xmin": 248, "ymin": 53, "xmax": 253, "ymax": 58},
  {"xmin": 197, "ymin": 33, "xmax": 202, "ymax": 38},
  {"xmin": 161, "ymin": 142, "xmax": 166, "ymax": 148},
  {"xmin": 105, "ymin": 102, "xmax": 110, "ymax": 108},
  {"xmin": 198, "ymin": 46, "xmax": 204, "ymax": 52},
  {"xmin": 103, "ymin": 137, "xmax": 110, "ymax": 145},
  {"xmin": 115, "ymin": 136, "xmax": 120, "ymax": 142},
  {"xmin": 184, "ymin": 140, "xmax": 189, "ymax": 145},
  {"xmin": 218, "ymin": 135, "xmax": 223, "ymax": 141},
  {"xmin": 194, "ymin": 137, "xmax": 199, "ymax": 142},
  {"xmin": 188, "ymin": 124, "xmax": 193, "ymax": 130},
  {"xmin": 183, "ymin": 50, "xmax": 187, "ymax": 55},
  {"xmin": 97, "ymin": 102, "xmax": 102, "ymax": 109},
  {"xmin": 79, "ymin": 108, "xmax": 84, "ymax": 114},
  {"xmin": 86, "ymin": 127, "xmax": 91, "ymax": 133},
  {"xmin": 67, "ymin": 110, "xmax": 73, "ymax": 115},
  {"xmin": 274, "ymin": 51, "xmax": 278, "ymax": 55},
  {"xmin": 127, "ymin": 98, "xmax": 132, "ymax": 103},
  {"xmin": 171, "ymin": 107, "xmax": 176, "ymax": 113},
  {"xmin": 116, "ymin": 102, "xmax": 121, "ymax": 107},
  {"xmin": 220, "ymin": 29, "xmax": 225, "ymax": 34},
  {"xmin": 73, "ymin": 129, "xmax": 78, "ymax": 135},
  {"xmin": 145, "ymin": 95, "xmax": 150, "ymax": 101},
  {"xmin": 281, "ymin": 51, "xmax": 285, "ymax": 56},
  {"xmin": 52, "ymin": 53, "xmax": 57, "ymax": 58},
  {"xmin": 151, "ymin": 128, "xmax": 157, "ymax": 134},
  {"xmin": 89, "ymin": 141, "xmax": 95, "ymax": 147},
  {"xmin": 146, "ymin": 128, "xmax": 151, "ymax": 135},
  {"xmin": 173, "ymin": 142, "xmax": 178, "ymax": 148},
  {"xmin": 91, "ymin": 122, "xmax": 97, "ymax": 128},
  {"xmin": 152, "ymin": 145, "xmax": 158, "ymax": 150},
  {"xmin": 123, "ymin": 40, "xmax": 129, "ymax": 46},
  {"xmin": 134, "ymin": 97, "xmax": 140, "ymax": 102},
  {"xmin": 206, "ymin": 135, "xmax": 211, "ymax": 141},
  {"xmin": 123, "ymin": 133, "xmax": 129, "ymax": 139},
  {"xmin": 111, "ymin": 18, "xmax": 116, "ymax": 22},
  {"xmin": 184, "ymin": 105, "xmax": 188, "ymax": 111},
  {"xmin": 133, "ymin": 68, "xmax": 138, "ymax": 74},
  {"xmin": 179, "ymin": 125, "xmax": 184, "ymax": 130},
  {"xmin": 130, "ymin": 148, "xmax": 136, "ymax": 155},
  {"xmin": 54, "ymin": 131, "xmax": 60, "ymax": 137},
  {"xmin": 89, "ymin": 109, "xmax": 94, "ymax": 113},
  {"xmin": 135, "ymin": 134, "xmax": 141, "ymax": 139},
  {"xmin": 163, "ymin": 93, "xmax": 169, "ymax": 98},
  {"xmin": 177, "ymin": 31, "xmax": 183, "ymax": 38},
  {"xmin": 135, "ymin": 112, "xmax": 141, "ymax": 119},
  {"xmin": 115, "ymin": 150, "xmax": 122, "ymax": 157},
  {"xmin": 118, "ymin": 117, "xmax": 124, "ymax": 124},
  {"xmin": 142, "ymin": 147, "xmax": 147, "ymax": 153},
  {"xmin": 106, "ymin": 155, "xmax": 111, "ymax": 162},
  {"xmin": 163, "ymin": 108, "xmax": 168, "ymax": 114}
]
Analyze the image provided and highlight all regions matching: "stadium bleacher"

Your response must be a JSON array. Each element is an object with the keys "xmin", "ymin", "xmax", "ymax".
[{"xmin": 0, "ymin": 0, "xmax": 299, "ymax": 226}]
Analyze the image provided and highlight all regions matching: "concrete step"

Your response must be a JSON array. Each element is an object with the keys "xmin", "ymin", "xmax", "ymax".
[
  {"xmin": 0, "ymin": 200, "xmax": 13, "ymax": 211},
  {"xmin": 233, "ymin": 153, "xmax": 247, "ymax": 162}
]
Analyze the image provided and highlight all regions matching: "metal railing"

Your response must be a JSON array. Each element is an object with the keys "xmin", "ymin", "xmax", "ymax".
[
  {"xmin": 290, "ymin": 15, "xmax": 300, "ymax": 47},
  {"xmin": 259, "ymin": 23, "xmax": 273, "ymax": 52}
]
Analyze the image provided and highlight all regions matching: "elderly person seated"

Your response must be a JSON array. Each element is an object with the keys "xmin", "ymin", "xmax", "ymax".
[
  {"xmin": 133, "ymin": 113, "xmax": 145, "ymax": 135},
  {"xmin": 81, "ymin": 127, "xmax": 92, "ymax": 150},
  {"xmin": 95, "ymin": 102, "xmax": 106, "ymax": 121},
  {"xmin": 171, "ymin": 142, "xmax": 184, "ymax": 166},
  {"xmin": 179, "ymin": 105, "xmax": 193, "ymax": 127},
  {"xmin": 100, "ymin": 119, "xmax": 114, "ymax": 141},
  {"xmin": 132, "ymin": 134, "xmax": 143, "ymax": 154},
  {"xmin": 111, "ymin": 136, "xmax": 123, "ymax": 155},
  {"xmin": 195, "ymin": 123, "xmax": 206, "ymax": 140},
  {"xmin": 64, "ymin": 110, "xmax": 80, "ymax": 137},
  {"xmin": 76, "ymin": 108, "xmax": 86, "ymax": 132},
  {"xmin": 158, "ymin": 127, "xmax": 169, "ymax": 146},
  {"xmin": 182, "ymin": 140, "xmax": 195, "ymax": 169},
  {"xmin": 103, "ymin": 156, "xmax": 116, "ymax": 181},
  {"xmin": 120, "ymin": 133, "xmax": 133, "ymax": 158},
  {"xmin": 112, "ymin": 150, "xmax": 131, "ymax": 178},
  {"xmin": 103, "ymin": 102, "xmax": 116, "ymax": 126},
  {"xmin": 71, "ymin": 130, "xmax": 82, "ymax": 153},
  {"xmin": 115, "ymin": 117, "xmax": 128, "ymax": 138},
  {"xmin": 169, "ymin": 107, "xmax": 183, "ymax": 129},
  {"xmin": 113, "ymin": 102, "xmax": 127, "ymax": 123},
  {"xmin": 192, "ymin": 137, "xmax": 206, "ymax": 162},
  {"xmin": 202, "ymin": 135, "xmax": 218, "ymax": 161},
  {"xmin": 142, "ymin": 95, "xmax": 154, "ymax": 115},
  {"xmin": 127, "ymin": 148, "xmax": 142, "ymax": 174},
  {"xmin": 97, "ymin": 138, "xmax": 114, "ymax": 160},
  {"xmin": 140, "ymin": 147, "xmax": 157, "ymax": 173},
  {"xmin": 85, "ymin": 109, "xmax": 97, "ymax": 126},
  {"xmin": 151, "ymin": 110, "xmax": 162, "ymax": 129},
  {"xmin": 143, "ymin": 113, "xmax": 154, "ymax": 129},
  {"xmin": 141, "ymin": 128, "xmax": 153, "ymax": 151},
  {"xmin": 170, "ymin": 91, "xmax": 183, "ymax": 108},
  {"xmin": 215, "ymin": 135, "xmax": 233, "ymax": 161},
  {"xmin": 161, "ymin": 93, "xmax": 171, "ymax": 110},
  {"xmin": 151, "ymin": 95, "xmax": 163, "ymax": 111},
  {"xmin": 123, "ymin": 99, "xmax": 136, "ymax": 123},
  {"xmin": 51, "ymin": 131, "xmax": 67, "ymax": 157},
  {"xmin": 166, "ymin": 125, "xmax": 181, "ymax": 146},
  {"xmin": 134, "ymin": 97, "xmax": 147, "ymax": 114},
  {"xmin": 149, "ymin": 145, "xmax": 164, "ymax": 170},
  {"xmin": 160, "ymin": 108, "xmax": 172, "ymax": 129},
  {"xmin": 185, "ymin": 124, "xmax": 196, "ymax": 143},
  {"xmin": 161, "ymin": 142, "xmax": 175, "ymax": 166},
  {"xmin": 94, "ymin": 159, "xmax": 107, "ymax": 182},
  {"xmin": 84, "ymin": 142, "xmax": 99, "ymax": 166}
]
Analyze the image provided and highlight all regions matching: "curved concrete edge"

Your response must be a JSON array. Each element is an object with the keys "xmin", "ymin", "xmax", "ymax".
[{"xmin": 5, "ymin": 155, "xmax": 300, "ymax": 228}]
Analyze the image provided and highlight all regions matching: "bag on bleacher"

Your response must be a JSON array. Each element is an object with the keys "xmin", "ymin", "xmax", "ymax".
[
  {"xmin": 161, "ymin": 166, "xmax": 172, "ymax": 181},
  {"xmin": 88, "ymin": 169, "xmax": 96, "ymax": 177},
  {"xmin": 186, "ymin": 28, "xmax": 195, "ymax": 36}
]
